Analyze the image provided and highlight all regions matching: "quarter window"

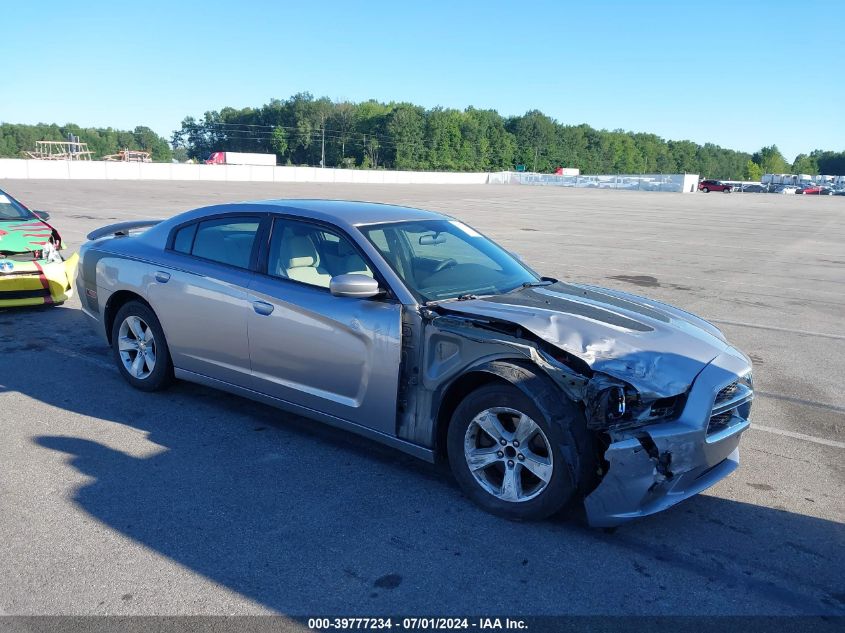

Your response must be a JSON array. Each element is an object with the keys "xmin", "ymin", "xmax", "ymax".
[{"xmin": 172, "ymin": 223, "xmax": 197, "ymax": 254}]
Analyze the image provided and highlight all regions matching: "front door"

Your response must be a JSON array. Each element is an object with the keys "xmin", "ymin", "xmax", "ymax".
[{"xmin": 247, "ymin": 217, "xmax": 402, "ymax": 435}]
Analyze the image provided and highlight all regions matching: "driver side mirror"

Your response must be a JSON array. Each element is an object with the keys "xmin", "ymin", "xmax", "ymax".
[
  {"xmin": 33, "ymin": 210, "xmax": 51, "ymax": 221},
  {"xmin": 330, "ymin": 274, "xmax": 383, "ymax": 298}
]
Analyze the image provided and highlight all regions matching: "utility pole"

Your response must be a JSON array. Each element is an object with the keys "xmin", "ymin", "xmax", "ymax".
[{"xmin": 321, "ymin": 125, "xmax": 326, "ymax": 168}]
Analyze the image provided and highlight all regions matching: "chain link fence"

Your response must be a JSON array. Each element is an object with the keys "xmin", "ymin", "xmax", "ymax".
[{"xmin": 488, "ymin": 172, "xmax": 698, "ymax": 192}]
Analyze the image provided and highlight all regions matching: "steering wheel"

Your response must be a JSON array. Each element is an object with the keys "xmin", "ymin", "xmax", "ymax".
[{"xmin": 432, "ymin": 258, "xmax": 458, "ymax": 274}]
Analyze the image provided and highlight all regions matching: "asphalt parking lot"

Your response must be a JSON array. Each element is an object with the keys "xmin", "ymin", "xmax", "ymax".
[{"xmin": 1, "ymin": 180, "xmax": 843, "ymax": 617}]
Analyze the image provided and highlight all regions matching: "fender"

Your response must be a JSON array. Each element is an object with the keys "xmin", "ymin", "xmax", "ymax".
[{"xmin": 444, "ymin": 358, "xmax": 567, "ymax": 423}]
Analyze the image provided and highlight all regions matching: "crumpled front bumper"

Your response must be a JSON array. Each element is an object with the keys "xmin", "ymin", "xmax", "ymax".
[
  {"xmin": 584, "ymin": 349, "xmax": 752, "ymax": 527},
  {"xmin": 0, "ymin": 253, "xmax": 79, "ymax": 307}
]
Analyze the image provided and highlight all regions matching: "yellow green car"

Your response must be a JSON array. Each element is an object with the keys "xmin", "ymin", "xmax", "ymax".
[{"xmin": 0, "ymin": 188, "xmax": 78, "ymax": 307}]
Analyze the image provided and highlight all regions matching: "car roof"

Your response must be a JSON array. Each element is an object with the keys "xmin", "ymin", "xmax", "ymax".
[{"xmin": 173, "ymin": 199, "xmax": 449, "ymax": 230}]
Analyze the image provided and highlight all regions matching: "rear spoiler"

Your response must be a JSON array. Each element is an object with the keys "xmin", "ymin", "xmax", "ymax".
[{"xmin": 86, "ymin": 220, "xmax": 161, "ymax": 241}]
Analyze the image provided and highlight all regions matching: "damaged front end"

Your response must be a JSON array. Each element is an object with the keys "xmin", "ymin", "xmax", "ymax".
[
  {"xmin": 420, "ymin": 303, "xmax": 753, "ymax": 527},
  {"xmin": 0, "ymin": 242, "xmax": 79, "ymax": 307},
  {"xmin": 0, "ymin": 197, "xmax": 79, "ymax": 307},
  {"xmin": 583, "ymin": 351, "xmax": 753, "ymax": 527}
]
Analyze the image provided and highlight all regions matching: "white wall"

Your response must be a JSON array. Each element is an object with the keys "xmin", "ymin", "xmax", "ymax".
[
  {"xmin": 0, "ymin": 159, "xmax": 490, "ymax": 185},
  {"xmin": 682, "ymin": 174, "xmax": 700, "ymax": 193},
  {"xmin": 0, "ymin": 159, "xmax": 703, "ymax": 192}
]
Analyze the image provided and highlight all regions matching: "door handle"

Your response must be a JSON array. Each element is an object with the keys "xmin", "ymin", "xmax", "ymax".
[
  {"xmin": 252, "ymin": 300, "xmax": 274, "ymax": 316},
  {"xmin": 154, "ymin": 271, "xmax": 171, "ymax": 283}
]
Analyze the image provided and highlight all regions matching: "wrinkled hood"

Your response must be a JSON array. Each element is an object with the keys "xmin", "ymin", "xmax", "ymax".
[
  {"xmin": 437, "ymin": 281, "xmax": 738, "ymax": 398},
  {"xmin": 0, "ymin": 218, "xmax": 55, "ymax": 254}
]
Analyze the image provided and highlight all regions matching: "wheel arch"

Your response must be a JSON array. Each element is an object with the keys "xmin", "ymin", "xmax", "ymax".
[
  {"xmin": 433, "ymin": 359, "xmax": 570, "ymax": 462},
  {"xmin": 104, "ymin": 290, "xmax": 152, "ymax": 344}
]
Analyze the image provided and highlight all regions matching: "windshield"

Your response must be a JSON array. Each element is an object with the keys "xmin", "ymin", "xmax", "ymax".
[
  {"xmin": 360, "ymin": 219, "xmax": 539, "ymax": 302},
  {"xmin": 0, "ymin": 192, "xmax": 34, "ymax": 220}
]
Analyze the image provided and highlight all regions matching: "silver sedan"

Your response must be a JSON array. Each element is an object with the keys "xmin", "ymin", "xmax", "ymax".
[{"xmin": 78, "ymin": 200, "xmax": 753, "ymax": 526}]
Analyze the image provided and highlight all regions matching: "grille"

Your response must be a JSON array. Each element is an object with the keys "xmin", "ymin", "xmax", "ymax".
[
  {"xmin": 708, "ymin": 411, "xmax": 734, "ymax": 435},
  {"xmin": 715, "ymin": 381, "xmax": 738, "ymax": 403},
  {"xmin": 1, "ymin": 254, "xmax": 39, "ymax": 262},
  {"xmin": 707, "ymin": 377, "xmax": 752, "ymax": 437}
]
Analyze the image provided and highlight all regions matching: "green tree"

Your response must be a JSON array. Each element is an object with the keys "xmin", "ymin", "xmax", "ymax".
[
  {"xmin": 752, "ymin": 145, "xmax": 789, "ymax": 174},
  {"xmin": 509, "ymin": 110, "xmax": 556, "ymax": 172},
  {"xmin": 387, "ymin": 104, "xmax": 426, "ymax": 170},
  {"xmin": 742, "ymin": 160, "xmax": 763, "ymax": 181},
  {"xmin": 271, "ymin": 126, "xmax": 288, "ymax": 158},
  {"xmin": 811, "ymin": 150, "xmax": 845, "ymax": 175},
  {"xmin": 356, "ymin": 100, "xmax": 391, "ymax": 168},
  {"xmin": 331, "ymin": 101, "xmax": 358, "ymax": 164},
  {"xmin": 792, "ymin": 153, "xmax": 818, "ymax": 175},
  {"xmin": 425, "ymin": 108, "xmax": 463, "ymax": 171}
]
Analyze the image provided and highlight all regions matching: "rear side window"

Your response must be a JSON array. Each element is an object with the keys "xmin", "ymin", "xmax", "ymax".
[
  {"xmin": 172, "ymin": 223, "xmax": 197, "ymax": 253},
  {"xmin": 179, "ymin": 217, "xmax": 261, "ymax": 269}
]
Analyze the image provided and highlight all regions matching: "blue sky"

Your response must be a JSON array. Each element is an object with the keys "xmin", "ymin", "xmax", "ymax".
[{"xmin": 2, "ymin": 0, "xmax": 842, "ymax": 161}]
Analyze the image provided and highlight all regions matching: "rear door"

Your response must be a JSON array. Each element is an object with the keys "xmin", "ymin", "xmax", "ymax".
[
  {"xmin": 246, "ymin": 216, "xmax": 402, "ymax": 434},
  {"xmin": 147, "ymin": 214, "xmax": 264, "ymax": 388}
]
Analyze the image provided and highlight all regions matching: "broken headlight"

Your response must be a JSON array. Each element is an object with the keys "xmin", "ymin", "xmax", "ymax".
[{"xmin": 586, "ymin": 380, "xmax": 685, "ymax": 431}]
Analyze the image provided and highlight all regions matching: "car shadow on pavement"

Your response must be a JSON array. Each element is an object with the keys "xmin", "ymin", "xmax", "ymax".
[{"xmin": 2, "ymin": 304, "xmax": 844, "ymax": 616}]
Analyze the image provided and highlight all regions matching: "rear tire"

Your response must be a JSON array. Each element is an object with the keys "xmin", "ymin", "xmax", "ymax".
[
  {"xmin": 702, "ymin": 187, "xmax": 709, "ymax": 193},
  {"xmin": 723, "ymin": 187, "xmax": 731, "ymax": 193},
  {"xmin": 111, "ymin": 300, "xmax": 173, "ymax": 392},
  {"xmin": 447, "ymin": 382, "xmax": 587, "ymax": 521}
]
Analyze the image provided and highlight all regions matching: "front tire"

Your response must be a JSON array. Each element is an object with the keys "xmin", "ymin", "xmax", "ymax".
[
  {"xmin": 447, "ymin": 382, "xmax": 585, "ymax": 521},
  {"xmin": 111, "ymin": 300, "xmax": 173, "ymax": 392}
]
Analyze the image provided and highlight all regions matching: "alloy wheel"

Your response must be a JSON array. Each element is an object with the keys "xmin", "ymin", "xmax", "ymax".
[
  {"xmin": 117, "ymin": 315, "xmax": 156, "ymax": 379},
  {"xmin": 464, "ymin": 407, "xmax": 554, "ymax": 503}
]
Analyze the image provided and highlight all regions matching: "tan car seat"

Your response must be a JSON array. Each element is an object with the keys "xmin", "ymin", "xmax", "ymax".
[{"xmin": 283, "ymin": 234, "xmax": 332, "ymax": 287}]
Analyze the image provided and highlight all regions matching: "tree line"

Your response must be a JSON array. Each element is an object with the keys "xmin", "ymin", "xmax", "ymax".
[
  {"xmin": 0, "ymin": 123, "xmax": 172, "ymax": 162},
  {"xmin": 740, "ymin": 146, "xmax": 845, "ymax": 181},
  {"xmin": 172, "ymin": 93, "xmax": 845, "ymax": 179},
  {"xmin": 170, "ymin": 93, "xmax": 755, "ymax": 178},
  {"xmin": 2, "ymin": 95, "xmax": 843, "ymax": 180}
]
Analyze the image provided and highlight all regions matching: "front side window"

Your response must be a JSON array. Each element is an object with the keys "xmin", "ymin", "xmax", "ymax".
[
  {"xmin": 182, "ymin": 216, "xmax": 261, "ymax": 269},
  {"xmin": 266, "ymin": 219, "xmax": 373, "ymax": 289},
  {"xmin": 360, "ymin": 219, "xmax": 538, "ymax": 302}
]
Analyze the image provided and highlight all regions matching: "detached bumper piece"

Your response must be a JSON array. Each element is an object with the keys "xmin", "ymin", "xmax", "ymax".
[
  {"xmin": 0, "ymin": 253, "xmax": 79, "ymax": 307},
  {"xmin": 584, "ymin": 350, "xmax": 753, "ymax": 527}
]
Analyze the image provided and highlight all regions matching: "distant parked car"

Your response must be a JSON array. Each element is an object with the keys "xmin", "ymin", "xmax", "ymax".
[
  {"xmin": 698, "ymin": 180, "xmax": 732, "ymax": 193},
  {"xmin": 741, "ymin": 184, "xmax": 767, "ymax": 193},
  {"xmin": 797, "ymin": 186, "xmax": 833, "ymax": 195}
]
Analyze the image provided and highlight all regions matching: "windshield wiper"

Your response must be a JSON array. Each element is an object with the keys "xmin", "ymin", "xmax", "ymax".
[
  {"xmin": 504, "ymin": 278, "xmax": 556, "ymax": 294},
  {"xmin": 423, "ymin": 293, "xmax": 477, "ymax": 306}
]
